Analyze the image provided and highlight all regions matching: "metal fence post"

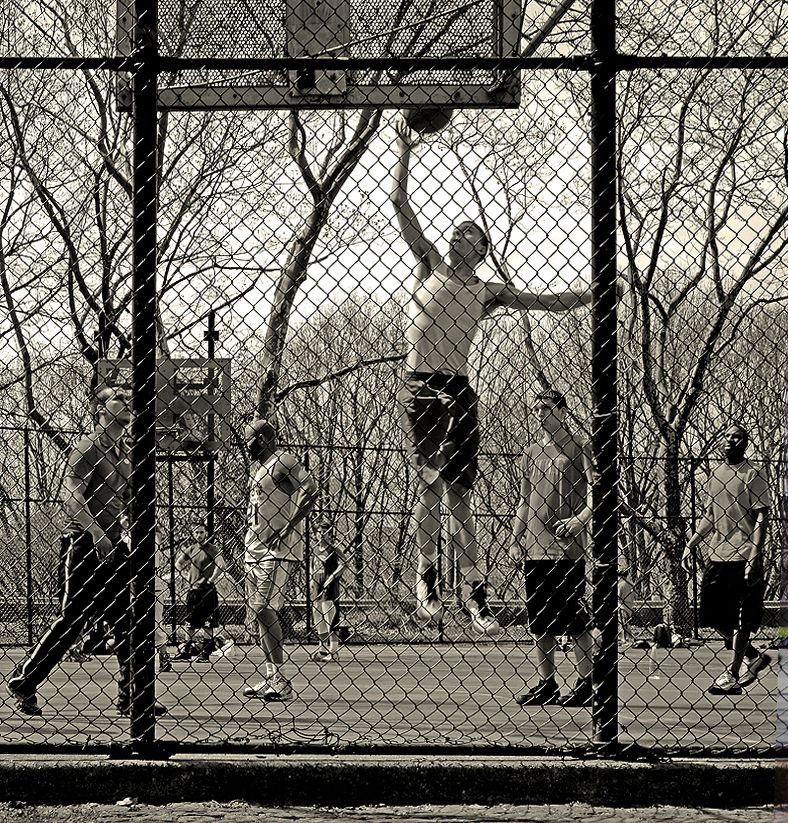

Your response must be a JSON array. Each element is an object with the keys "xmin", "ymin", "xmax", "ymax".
[
  {"xmin": 23, "ymin": 427, "xmax": 33, "ymax": 646},
  {"xmin": 304, "ymin": 449, "xmax": 312, "ymax": 637},
  {"xmin": 590, "ymin": 0, "xmax": 619, "ymax": 748},
  {"xmin": 206, "ymin": 310, "xmax": 218, "ymax": 539},
  {"xmin": 130, "ymin": 0, "xmax": 159, "ymax": 748}
]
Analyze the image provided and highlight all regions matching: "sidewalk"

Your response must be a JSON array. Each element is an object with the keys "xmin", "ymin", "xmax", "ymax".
[
  {"xmin": 0, "ymin": 801, "xmax": 775, "ymax": 822},
  {"xmin": 0, "ymin": 755, "xmax": 777, "ymax": 809}
]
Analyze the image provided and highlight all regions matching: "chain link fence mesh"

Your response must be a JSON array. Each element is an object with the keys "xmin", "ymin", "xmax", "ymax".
[{"xmin": 0, "ymin": 0, "xmax": 785, "ymax": 756}]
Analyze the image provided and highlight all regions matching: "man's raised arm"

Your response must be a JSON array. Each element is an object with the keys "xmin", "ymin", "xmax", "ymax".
[{"xmin": 389, "ymin": 117, "xmax": 441, "ymax": 274}]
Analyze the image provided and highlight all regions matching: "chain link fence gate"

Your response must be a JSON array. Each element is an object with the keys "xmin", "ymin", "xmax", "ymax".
[{"xmin": 0, "ymin": 0, "xmax": 786, "ymax": 758}]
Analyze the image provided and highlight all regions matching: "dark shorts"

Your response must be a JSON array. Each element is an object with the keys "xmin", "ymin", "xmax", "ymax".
[
  {"xmin": 524, "ymin": 559, "xmax": 590, "ymax": 637},
  {"xmin": 186, "ymin": 584, "xmax": 219, "ymax": 629},
  {"xmin": 699, "ymin": 560, "xmax": 764, "ymax": 634},
  {"xmin": 397, "ymin": 371, "xmax": 479, "ymax": 490}
]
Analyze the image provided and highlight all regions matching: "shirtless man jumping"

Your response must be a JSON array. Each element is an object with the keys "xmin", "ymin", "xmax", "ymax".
[{"xmin": 391, "ymin": 117, "xmax": 594, "ymax": 635}]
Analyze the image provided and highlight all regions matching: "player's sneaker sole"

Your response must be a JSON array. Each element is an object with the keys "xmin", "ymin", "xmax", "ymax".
[{"xmin": 707, "ymin": 682, "xmax": 743, "ymax": 696}]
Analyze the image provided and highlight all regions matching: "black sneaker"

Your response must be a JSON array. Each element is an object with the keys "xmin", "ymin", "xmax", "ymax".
[
  {"xmin": 515, "ymin": 678, "xmax": 560, "ymax": 706},
  {"xmin": 6, "ymin": 680, "xmax": 42, "ymax": 717},
  {"xmin": 415, "ymin": 567, "xmax": 443, "ymax": 623},
  {"xmin": 557, "ymin": 677, "xmax": 593, "ymax": 707},
  {"xmin": 739, "ymin": 653, "xmax": 772, "ymax": 687},
  {"xmin": 464, "ymin": 581, "xmax": 502, "ymax": 636}
]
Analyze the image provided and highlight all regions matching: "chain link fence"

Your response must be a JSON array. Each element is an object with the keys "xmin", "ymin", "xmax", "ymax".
[{"xmin": 0, "ymin": 0, "xmax": 786, "ymax": 756}]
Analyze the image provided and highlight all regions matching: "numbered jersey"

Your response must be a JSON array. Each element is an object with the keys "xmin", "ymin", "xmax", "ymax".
[{"xmin": 244, "ymin": 452, "xmax": 306, "ymax": 563}]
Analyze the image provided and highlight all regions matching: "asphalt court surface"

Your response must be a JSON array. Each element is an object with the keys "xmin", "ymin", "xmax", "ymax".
[{"xmin": 0, "ymin": 643, "xmax": 777, "ymax": 750}]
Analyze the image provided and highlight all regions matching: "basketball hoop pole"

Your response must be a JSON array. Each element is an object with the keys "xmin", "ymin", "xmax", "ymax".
[{"xmin": 589, "ymin": 0, "xmax": 619, "ymax": 749}]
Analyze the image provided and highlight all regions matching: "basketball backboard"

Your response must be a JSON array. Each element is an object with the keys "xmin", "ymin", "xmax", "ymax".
[
  {"xmin": 97, "ymin": 358, "xmax": 232, "ymax": 452},
  {"xmin": 115, "ymin": 0, "xmax": 523, "ymax": 110}
]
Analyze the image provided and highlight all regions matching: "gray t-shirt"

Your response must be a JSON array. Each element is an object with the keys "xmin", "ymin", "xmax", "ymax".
[
  {"xmin": 519, "ymin": 436, "xmax": 591, "ymax": 561},
  {"xmin": 704, "ymin": 461, "xmax": 770, "ymax": 562}
]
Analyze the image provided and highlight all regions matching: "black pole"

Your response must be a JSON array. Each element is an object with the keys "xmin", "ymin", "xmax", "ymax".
[
  {"xmin": 205, "ymin": 310, "xmax": 217, "ymax": 538},
  {"xmin": 590, "ymin": 0, "xmax": 619, "ymax": 747},
  {"xmin": 690, "ymin": 467, "xmax": 699, "ymax": 639},
  {"xmin": 436, "ymin": 517, "xmax": 444, "ymax": 644},
  {"xmin": 23, "ymin": 427, "xmax": 33, "ymax": 647},
  {"xmin": 129, "ymin": 0, "xmax": 159, "ymax": 747},
  {"xmin": 168, "ymin": 458, "xmax": 177, "ymax": 644},
  {"xmin": 304, "ymin": 450, "xmax": 312, "ymax": 637}
]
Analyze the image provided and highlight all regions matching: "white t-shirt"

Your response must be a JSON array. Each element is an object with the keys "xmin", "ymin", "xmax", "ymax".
[{"xmin": 244, "ymin": 451, "xmax": 309, "ymax": 563}]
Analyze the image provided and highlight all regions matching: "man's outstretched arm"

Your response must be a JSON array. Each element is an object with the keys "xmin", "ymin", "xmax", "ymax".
[
  {"xmin": 486, "ymin": 281, "xmax": 593, "ymax": 312},
  {"xmin": 389, "ymin": 117, "xmax": 441, "ymax": 274}
]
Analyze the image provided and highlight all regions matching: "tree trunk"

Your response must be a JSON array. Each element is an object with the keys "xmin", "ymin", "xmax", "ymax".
[{"xmin": 255, "ymin": 199, "xmax": 329, "ymax": 418}]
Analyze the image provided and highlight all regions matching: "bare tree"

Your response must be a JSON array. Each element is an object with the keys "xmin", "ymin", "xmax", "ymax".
[{"xmin": 618, "ymin": 66, "xmax": 788, "ymax": 624}]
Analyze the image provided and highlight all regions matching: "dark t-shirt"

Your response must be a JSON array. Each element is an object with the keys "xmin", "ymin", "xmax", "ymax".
[
  {"xmin": 64, "ymin": 431, "xmax": 130, "ymax": 539},
  {"xmin": 180, "ymin": 541, "xmax": 222, "ymax": 589}
]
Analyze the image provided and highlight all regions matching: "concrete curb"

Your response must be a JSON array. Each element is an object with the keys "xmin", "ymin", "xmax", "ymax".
[{"xmin": 0, "ymin": 756, "xmax": 777, "ymax": 808}]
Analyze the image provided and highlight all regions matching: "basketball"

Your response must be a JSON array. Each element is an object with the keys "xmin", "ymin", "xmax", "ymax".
[{"xmin": 402, "ymin": 107, "xmax": 454, "ymax": 135}]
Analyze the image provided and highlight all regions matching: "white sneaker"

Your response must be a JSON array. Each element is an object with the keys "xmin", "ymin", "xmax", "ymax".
[
  {"xmin": 311, "ymin": 649, "xmax": 339, "ymax": 663},
  {"xmin": 242, "ymin": 679, "xmax": 269, "ymax": 698},
  {"xmin": 707, "ymin": 671, "xmax": 743, "ymax": 695},
  {"xmin": 739, "ymin": 653, "xmax": 772, "ymax": 687},
  {"xmin": 415, "ymin": 568, "xmax": 443, "ymax": 624},
  {"xmin": 463, "ymin": 581, "xmax": 502, "ymax": 637},
  {"xmin": 264, "ymin": 675, "xmax": 294, "ymax": 702},
  {"xmin": 210, "ymin": 640, "xmax": 242, "ymax": 662}
]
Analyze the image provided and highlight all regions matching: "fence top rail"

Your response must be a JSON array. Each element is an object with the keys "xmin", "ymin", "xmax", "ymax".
[{"xmin": 2, "ymin": 54, "xmax": 788, "ymax": 72}]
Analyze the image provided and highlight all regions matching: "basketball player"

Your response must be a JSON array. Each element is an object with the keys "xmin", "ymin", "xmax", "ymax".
[
  {"xmin": 310, "ymin": 520, "xmax": 347, "ymax": 663},
  {"xmin": 6, "ymin": 387, "xmax": 166, "ymax": 717},
  {"xmin": 174, "ymin": 522, "xmax": 225, "ymax": 662},
  {"xmin": 242, "ymin": 419, "xmax": 318, "ymax": 702},
  {"xmin": 391, "ymin": 117, "xmax": 594, "ymax": 634},
  {"xmin": 510, "ymin": 390, "xmax": 596, "ymax": 706},
  {"xmin": 682, "ymin": 423, "xmax": 772, "ymax": 695}
]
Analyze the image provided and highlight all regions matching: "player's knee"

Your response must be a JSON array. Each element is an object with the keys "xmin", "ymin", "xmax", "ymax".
[
  {"xmin": 415, "ymin": 465, "xmax": 443, "ymax": 494},
  {"xmin": 252, "ymin": 605, "xmax": 279, "ymax": 625}
]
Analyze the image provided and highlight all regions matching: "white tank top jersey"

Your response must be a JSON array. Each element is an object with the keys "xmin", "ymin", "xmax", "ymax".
[
  {"xmin": 244, "ymin": 452, "xmax": 305, "ymax": 564},
  {"xmin": 405, "ymin": 261, "xmax": 492, "ymax": 375}
]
